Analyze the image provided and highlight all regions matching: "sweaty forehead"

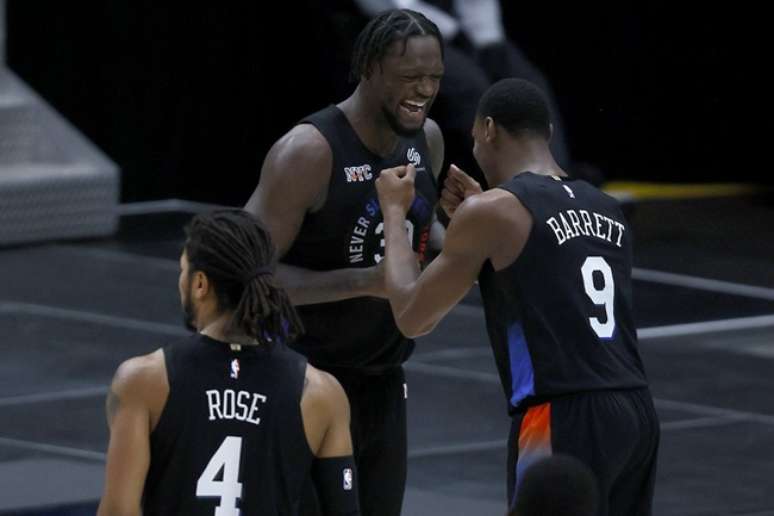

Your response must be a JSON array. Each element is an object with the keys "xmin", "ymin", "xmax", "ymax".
[{"xmin": 381, "ymin": 35, "xmax": 444, "ymax": 71}]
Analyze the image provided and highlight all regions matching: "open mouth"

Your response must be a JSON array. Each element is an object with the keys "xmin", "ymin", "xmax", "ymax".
[{"xmin": 399, "ymin": 100, "xmax": 427, "ymax": 120}]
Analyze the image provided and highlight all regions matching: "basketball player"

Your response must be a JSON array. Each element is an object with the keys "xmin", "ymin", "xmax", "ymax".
[
  {"xmin": 97, "ymin": 210, "xmax": 360, "ymax": 516},
  {"xmin": 376, "ymin": 79, "xmax": 659, "ymax": 515},
  {"xmin": 244, "ymin": 9, "xmax": 444, "ymax": 515}
]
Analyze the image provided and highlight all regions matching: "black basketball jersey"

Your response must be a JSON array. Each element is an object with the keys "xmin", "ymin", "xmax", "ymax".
[
  {"xmin": 478, "ymin": 173, "xmax": 648, "ymax": 414},
  {"xmin": 142, "ymin": 334, "xmax": 313, "ymax": 516},
  {"xmin": 283, "ymin": 105, "xmax": 438, "ymax": 371}
]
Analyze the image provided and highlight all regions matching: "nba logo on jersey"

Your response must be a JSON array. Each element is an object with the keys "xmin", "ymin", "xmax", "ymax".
[
  {"xmin": 563, "ymin": 185, "xmax": 576, "ymax": 198},
  {"xmin": 343, "ymin": 468, "xmax": 353, "ymax": 491},
  {"xmin": 230, "ymin": 359, "xmax": 240, "ymax": 379}
]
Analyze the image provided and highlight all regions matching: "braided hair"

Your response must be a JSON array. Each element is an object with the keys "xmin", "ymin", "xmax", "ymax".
[
  {"xmin": 350, "ymin": 8, "xmax": 443, "ymax": 82},
  {"xmin": 183, "ymin": 209, "xmax": 303, "ymax": 346}
]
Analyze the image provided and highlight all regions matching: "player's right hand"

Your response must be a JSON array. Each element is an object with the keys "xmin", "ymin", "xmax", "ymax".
[
  {"xmin": 376, "ymin": 164, "xmax": 416, "ymax": 216},
  {"xmin": 440, "ymin": 164, "xmax": 482, "ymax": 217}
]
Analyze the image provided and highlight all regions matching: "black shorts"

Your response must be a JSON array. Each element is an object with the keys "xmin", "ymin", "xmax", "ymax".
[
  {"xmin": 299, "ymin": 366, "xmax": 407, "ymax": 516},
  {"xmin": 507, "ymin": 388, "xmax": 660, "ymax": 516}
]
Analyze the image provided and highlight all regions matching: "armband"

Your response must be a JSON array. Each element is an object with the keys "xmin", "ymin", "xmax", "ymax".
[{"xmin": 312, "ymin": 455, "xmax": 360, "ymax": 516}]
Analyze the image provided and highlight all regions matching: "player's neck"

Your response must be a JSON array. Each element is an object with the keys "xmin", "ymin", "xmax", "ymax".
[
  {"xmin": 339, "ymin": 88, "xmax": 400, "ymax": 158},
  {"xmin": 493, "ymin": 141, "xmax": 566, "ymax": 185},
  {"xmin": 198, "ymin": 313, "xmax": 258, "ymax": 346}
]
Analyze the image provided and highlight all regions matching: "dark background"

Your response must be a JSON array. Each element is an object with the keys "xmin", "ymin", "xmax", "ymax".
[{"xmin": 6, "ymin": 2, "xmax": 755, "ymax": 205}]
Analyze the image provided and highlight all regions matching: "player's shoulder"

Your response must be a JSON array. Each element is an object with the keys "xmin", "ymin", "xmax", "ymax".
[
  {"xmin": 259, "ymin": 123, "xmax": 333, "ymax": 197},
  {"xmin": 559, "ymin": 176, "xmax": 623, "ymax": 214},
  {"xmin": 303, "ymin": 364, "xmax": 345, "ymax": 397},
  {"xmin": 266, "ymin": 123, "xmax": 331, "ymax": 169},
  {"xmin": 585, "ymin": 181, "xmax": 622, "ymax": 209},
  {"xmin": 285, "ymin": 123, "xmax": 330, "ymax": 150},
  {"xmin": 111, "ymin": 349, "xmax": 166, "ymax": 398},
  {"xmin": 447, "ymin": 189, "xmax": 531, "ymax": 252},
  {"xmin": 422, "ymin": 117, "xmax": 444, "ymax": 178},
  {"xmin": 302, "ymin": 365, "xmax": 348, "ymax": 413},
  {"xmin": 457, "ymin": 188, "xmax": 525, "ymax": 221},
  {"xmin": 423, "ymin": 117, "xmax": 442, "ymax": 142}
]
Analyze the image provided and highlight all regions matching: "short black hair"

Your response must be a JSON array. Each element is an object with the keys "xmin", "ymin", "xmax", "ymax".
[
  {"xmin": 477, "ymin": 78, "xmax": 551, "ymax": 140},
  {"xmin": 184, "ymin": 209, "xmax": 303, "ymax": 346},
  {"xmin": 510, "ymin": 455, "xmax": 598, "ymax": 516},
  {"xmin": 350, "ymin": 9, "xmax": 443, "ymax": 82}
]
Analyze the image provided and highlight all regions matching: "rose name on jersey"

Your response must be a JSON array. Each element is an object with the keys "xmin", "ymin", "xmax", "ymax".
[{"xmin": 206, "ymin": 389, "xmax": 267, "ymax": 426}]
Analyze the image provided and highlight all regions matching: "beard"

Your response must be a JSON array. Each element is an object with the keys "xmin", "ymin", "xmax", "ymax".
[
  {"xmin": 181, "ymin": 287, "xmax": 197, "ymax": 332},
  {"xmin": 381, "ymin": 104, "xmax": 423, "ymax": 138}
]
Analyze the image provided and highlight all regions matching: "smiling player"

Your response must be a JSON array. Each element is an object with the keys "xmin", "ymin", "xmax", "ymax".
[{"xmin": 244, "ymin": 9, "xmax": 445, "ymax": 516}]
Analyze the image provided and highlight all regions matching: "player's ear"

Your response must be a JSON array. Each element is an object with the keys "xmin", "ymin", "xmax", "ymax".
[
  {"xmin": 484, "ymin": 116, "xmax": 497, "ymax": 143},
  {"xmin": 192, "ymin": 271, "xmax": 210, "ymax": 300}
]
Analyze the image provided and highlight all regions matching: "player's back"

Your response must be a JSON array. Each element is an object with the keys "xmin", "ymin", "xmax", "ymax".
[
  {"xmin": 142, "ymin": 334, "xmax": 313, "ymax": 516},
  {"xmin": 479, "ymin": 172, "xmax": 649, "ymax": 413}
]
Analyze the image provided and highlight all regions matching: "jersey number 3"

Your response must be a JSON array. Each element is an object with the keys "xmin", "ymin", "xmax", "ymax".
[
  {"xmin": 581, "ymin": 256, "xmax": 616, "ymax": 339},
  {"xmin": 196, "ymin": 436, "xmax": 243, "ymax": 516}
]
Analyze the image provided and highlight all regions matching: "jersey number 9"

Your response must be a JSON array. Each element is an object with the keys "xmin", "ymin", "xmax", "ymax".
[{"xmin": 581, "ymin": 256, "xmax": 616, "ymax": 339}]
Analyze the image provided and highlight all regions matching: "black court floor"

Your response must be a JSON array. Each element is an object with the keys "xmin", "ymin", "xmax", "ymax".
[{"xmin": 1, "ymin": 196, "xmax": 773, "ymax": 515}]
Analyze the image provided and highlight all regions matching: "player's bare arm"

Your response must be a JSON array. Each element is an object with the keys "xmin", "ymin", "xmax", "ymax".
[
  {"xmin": 380, "ymin": 178, "xmax": 493, "ymax": 337},
  {"xmin": 300, "ymin": 365, "xmax": 361, "ymax": 515},
  {"xmin": 300, "ymin": 364, "xmax": 353, "ymax": 457},
  {"xmin": 97, "ymin": 350, "xmax": 167, "ymax": 516},
  {"xmin": 377, "ymin": 166, "xmax": 530, "ymax": 336},
  {"xmin": 245, "ymin": 125, "xmax": 384, "ymax": 305}
]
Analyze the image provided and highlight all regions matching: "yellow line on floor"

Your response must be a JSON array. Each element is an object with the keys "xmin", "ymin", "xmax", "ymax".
[{"xmin": 602, "ymin": 182, "xmax": 762, "ymax": 200}]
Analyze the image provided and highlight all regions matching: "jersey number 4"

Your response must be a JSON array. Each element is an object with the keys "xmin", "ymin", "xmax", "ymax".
[
  {"xmin": 581, "ymin": 256, "xmax": 616, "ymax": 339},
  {"xmin": 196, "ymin": 436, "xmax": 243, "ymax": 516}
]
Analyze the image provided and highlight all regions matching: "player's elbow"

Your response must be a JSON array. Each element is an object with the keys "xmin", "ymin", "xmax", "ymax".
[
  {"xmin": 97, "ymin": 501, "xmax": 141, "ymax": 516},
  {"xmin": 396, "ymin": 316, "xmax": 437, "ymax": 338},
  {"xmin": 97, "ymin": 510, "xmax": 140, "ymax": 516}
]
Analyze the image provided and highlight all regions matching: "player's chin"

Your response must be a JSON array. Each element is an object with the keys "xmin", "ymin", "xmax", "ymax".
[{"xmin": 394, "ymin": 117, "xmax": 425, "ymax": 137}]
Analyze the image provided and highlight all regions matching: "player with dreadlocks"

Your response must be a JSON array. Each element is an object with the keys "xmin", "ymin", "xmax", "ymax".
[
  {"xmin": 245, "ymin": 8, "xmax": 445, "ymax": 516},
  {"xmin": 98, "ymin": 209, "xmax": 361, "ymax": 516}
]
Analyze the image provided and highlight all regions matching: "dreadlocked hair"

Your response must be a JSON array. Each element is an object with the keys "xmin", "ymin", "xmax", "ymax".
[
  {"xmin": 349, "ymin": 8, "xmax": 443, "ymax": 83},
  {"xmin": 183, "ymin": 209, "xmax": 303, "ymax": 347}
]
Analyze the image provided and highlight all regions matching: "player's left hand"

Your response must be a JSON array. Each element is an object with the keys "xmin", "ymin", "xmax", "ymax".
[
  {"xmin": 440, "ymin": 164, "xmax": 482, "ymax": 217},
  {"xmin": 376, "ymin": 164, "xmax": 416, "ymax": 215}
]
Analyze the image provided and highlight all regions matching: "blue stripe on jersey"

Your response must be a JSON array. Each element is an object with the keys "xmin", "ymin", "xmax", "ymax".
[{"xmin": 508, "ymin": 322, "xmax": 535, "ymax": 407}]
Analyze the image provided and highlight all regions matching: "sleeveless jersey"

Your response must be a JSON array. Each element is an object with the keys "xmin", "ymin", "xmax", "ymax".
[
  {"xmin": 478, "ymin": 172, "xmax": 648, "ymax": 414},
  {"xmin": 283, "ymin": 105, "xmax": 438, "ymax": 371},
  {"xmin": 142, "ymin": 334, "xmax": 313, "ymax": 515}
]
